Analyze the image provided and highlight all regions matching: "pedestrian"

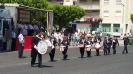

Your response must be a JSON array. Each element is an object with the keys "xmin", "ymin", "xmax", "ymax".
[
  {"xmin": 18, "ymin": 29, "xmax": 25, "ymax": 58},
  {"xmin": 60, "ymin": 35, "xmax": 69, "ymax": 60},
  {"xmin": 107, "ymin": 37, "xmax": 112, "ymax": 55},
  {"xmin": 78, "ymin": 35, "xmax": 85, "ymax": 58},
  {"xmin": 93, "ymin": 35, "xmax": 101, "ymax": 56},
  {"xmin": 11, "ymin": 28, "xmax": 16, "ymax": 51},
  {"xmin": 31, "ymin": 31, "xmax": 43, "ymax": 68},
  {"xmin": 122, "ymin": 34, "xmax": 129, "ymax": 54},
  {"xmin": 49, "ymin": 36, "xmax": 57, "ymax": 62},
  {"xmin": 112, "ymin": 37, "xmax": 119, "ymax": 54},
  {"xmin": 94, "ymin": 40, "xmax": 101, "ymax": 56},
  {"xmin": 103, "ymin": 37, "xmax": 108, "ymax": 55},
  {"xmin": 85, "ymin": 37, "xmax": 93, "ymax": 57}
]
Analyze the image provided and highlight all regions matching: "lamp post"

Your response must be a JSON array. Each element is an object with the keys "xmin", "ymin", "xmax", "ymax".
[{"xmin": 121, "ymin": 3, "xmax": 125, "ymax": 34}]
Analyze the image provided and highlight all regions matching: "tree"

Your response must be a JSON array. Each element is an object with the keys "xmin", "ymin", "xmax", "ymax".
[
  {"xmin": 48, "ymin": 4, "xmax": 85, "ymax": 30},
  {"xmin": 0, "ymin": 0, "xmax": 85, "ymax": 30}
]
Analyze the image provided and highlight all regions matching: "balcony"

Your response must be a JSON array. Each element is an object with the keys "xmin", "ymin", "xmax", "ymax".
[{"xmin": 78, "ymin": 0, "xmax": 100, "ymax": 10}]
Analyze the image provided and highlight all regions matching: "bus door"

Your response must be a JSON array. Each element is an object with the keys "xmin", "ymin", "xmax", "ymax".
[{"xmin": 0, "ymin": 19, "xmax": 12, "ymax": 51}]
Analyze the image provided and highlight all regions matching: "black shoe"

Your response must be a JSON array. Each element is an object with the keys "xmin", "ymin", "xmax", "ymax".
[
  {"xmin": 31, "ymin": 64, "xmax": 36, "ymax": 67},
  {"xmin": 63, "ymin": 55, "xmax": 68, "ymax": 60},
  {"xmin": 51, "ymin": 60, "xmax": 57, "ymax": 62},
  {"xmin": 38, "ymin": 65, "xmax": 43, "ymax": 68},
  {"xmin": 87, "ymin": 56, "xmax": 91, "ymax": 58}
]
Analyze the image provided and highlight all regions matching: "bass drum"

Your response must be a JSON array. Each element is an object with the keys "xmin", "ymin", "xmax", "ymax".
[{"xmin": 35, "ymin": 40, "xmax": 51, "ymax": 54}]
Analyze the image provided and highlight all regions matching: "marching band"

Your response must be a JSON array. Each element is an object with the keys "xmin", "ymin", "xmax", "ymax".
[{"xmin": 28, "ymin": 31, "xmax": 128, "ymax": 68}]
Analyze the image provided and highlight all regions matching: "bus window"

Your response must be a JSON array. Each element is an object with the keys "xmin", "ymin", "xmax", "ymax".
[
  {"xmin": 3, "ymin": 20, "xmax": 9, "ymax": 36},
  {"xmin": 3, "ymin": 20, "xmax": 9, "ymax": 29}
]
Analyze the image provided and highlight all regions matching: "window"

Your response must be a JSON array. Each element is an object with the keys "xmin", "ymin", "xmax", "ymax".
[
  {"xmin": 116, "ymin": 10, "xmax": 121, "ymax": 13},
  {"xmin": 103, "ymin": 10, "xmax": 109, "ymax": 17},
  {"xmin": 116, "ymin": 0, "xmax": 121, "ymax": 5},
  {"xmin": 104, "ymin": 0, "xmax": 109, "ymax": 4},
  {"xmin": 113, "ymin": 24, "xmax": 120, "ymax": 32},
  {"xmin": 115, "ymin": 10, "xmax": 121, "ymax": 16},
  {"xmin": 65, "ymin": 0, "xmax": 70, "ymax": 2},
  {"xmin": 102, "ymin": 24, "xmax": 111, "ymax": 32}
]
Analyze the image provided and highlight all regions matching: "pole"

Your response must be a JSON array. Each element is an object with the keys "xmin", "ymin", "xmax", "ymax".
[
  {"xmin": 121, "ymin": 3, "xmax": 125, "ymax": 34},
  {"xmin": 47, "ymin": 11, "xmax": 53, "ymax": 35}
]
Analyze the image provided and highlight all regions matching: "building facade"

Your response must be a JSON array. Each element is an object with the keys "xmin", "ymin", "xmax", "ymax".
[
  {"xmin": 100, "ymin": 0, "xmax": 133, "ymax": 36},
  {"xmin": 63, "ymin": 0, "xmax": 133, "ymax": 36}
]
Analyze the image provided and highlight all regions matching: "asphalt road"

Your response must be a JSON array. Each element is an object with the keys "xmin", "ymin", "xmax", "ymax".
[{"xmin": 0, "ymin": 46, "xmax": 133, "ymax": 74}]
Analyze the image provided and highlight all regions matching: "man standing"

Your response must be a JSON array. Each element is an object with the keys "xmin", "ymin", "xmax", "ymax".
[
  {"xmin": 122, "ymin": 34, "xmax": 129, "ymax": 54},
  {"xmin": 11, "ymin": 29, "xmax": 16, "ymax": 51},
  {"xmin": 103, "ymin": 37, "xmax": 108, "ymax": 55},
  {"xmin": 18, "ymin": 30, "xmax": 24, "ymax": 58},
  {"xmin": 107, "ymin": 37, "xmax": 112, "ymax": 55},
  {"xmin": 49, "ymin": 36, "xmax": 57, "ymax": 62},
  {"xmin": 112, "ymin": 37, "xmax": 119, "ymax": 54},
  {"xmin": 31, "ymin": 31, "xmax": 42, "ymax": 68},
  {"xmin": 78, "ymin": 35, "xmax": 85, "ymax": 58},
  {"xmin": 61, "ymin": 35, "xmax": 69, "ymax": 60}
]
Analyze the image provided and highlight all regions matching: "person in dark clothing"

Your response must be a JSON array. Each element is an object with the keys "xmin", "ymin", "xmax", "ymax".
[
  {"xmin": 85, "ymin": 37, "xmax": 93, "ymax": 57},
  {"xmin": 122, "ymin": 35, "xmax": 129, "ymax": 54},
  {"xmin": 78, "ymin": 35, "xmax": 85, "ymax": 58},
  {"xmin": 11, "ymin": 29, "xmax": 16, "ymax": 51},
  {"xmin": 107, "ymin": 37, "xmax": 112, "ymax": 55},
  {"xmin": 49, "ymin": 37, "xmax": 57, "ymax": 62},
  {"xmin": 61, "ymin": 36, "xmax": 69, "ymax": 60},
  {"xmin": 103, "ymin": 37, "xmax": 108, "ymax": 55},
  {"xmin": 112, "ymin": 37, "xmax": 119, "ymax": 54},
  {"xmin": 31, "ymin": 32, "xmax": 42, "ymax": 68},
  {"xmin": 93, "ymin": 36, "xmax": 101, "ymax": 56}
]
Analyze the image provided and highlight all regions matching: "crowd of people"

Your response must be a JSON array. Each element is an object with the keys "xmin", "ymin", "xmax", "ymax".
[
  {"xmin": 17, "ymin": 30, "xmax": 130, "ymax": 68},
  {"xmin": 4, "ymin": 22, "xmax": 46, "ymax": 52}
]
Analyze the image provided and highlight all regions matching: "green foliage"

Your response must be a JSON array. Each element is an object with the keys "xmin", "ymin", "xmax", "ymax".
[
  {"xmin": 0, "ymin": 0, "xmax": 85, "ymax": 30},
  {"xmin": 47, "ymin": 4, "xmax": 85, "ymax": 30},
  {"xmin": 131, "ymin": 14, "xmax": 133, "ymax": 23}
]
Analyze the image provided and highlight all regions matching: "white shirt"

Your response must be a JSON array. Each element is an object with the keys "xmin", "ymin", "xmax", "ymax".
[{"xmin": 18, "ymin": 33, "xmax": 24, "ymax": 43}]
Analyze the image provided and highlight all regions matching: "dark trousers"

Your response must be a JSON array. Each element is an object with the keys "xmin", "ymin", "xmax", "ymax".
[
  {"xmin": 18, "ymin": 43, "xmax": 24, "ymax": 58},
  {"xmin": 11, "ymin": 38, "xmax": 16, "ymax": 51},
  {"xmin": 107, "ymin": 45, "xmax": 111, "ymax": 55},
  {"xmin": 3, "ymin": 42, "xmax": 7, "ymax": 51},
  {"xmin": 122, "ymin": 45, "xmax": 128, "ymax": 54},
  {"xmin": 96, "ymin": 49, "xmax": 100, "ymax": 56},
  {"xmin": 79, "ymin": 48, "xmax": 85, "ymax": 58},
  {"xmin": 112, "ymin": 45, "xmax": 116, "ymax": 54},
  {"xmin": 31, "ymin": 47, "xmax": 42, "ymax": 67},
  {"xmin": 49, "ymin": 48, "xmax": 55, "ymax": 61},
  {"xmin": 103, "ymin": 47, "xmax": 108, "ymax": 55},
  {"xmin": 62, "ymin": 46, "xmax": 68, "ymax": 60},
  {"xmin": 86, "ymin": 49, "xmax": 91, "ymax": 57}
]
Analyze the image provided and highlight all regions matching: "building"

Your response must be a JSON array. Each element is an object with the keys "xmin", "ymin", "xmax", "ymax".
[
  {"xmin": 100, "ymin": 0, "xmax": 133, "ymax": 36},
  {"xmin": 63, "ymin": 0, "xmax": 101, "ymax": 33},
  {"xmin": 63, "ymin": 0, "xmax": 133, "ymax": 36}
]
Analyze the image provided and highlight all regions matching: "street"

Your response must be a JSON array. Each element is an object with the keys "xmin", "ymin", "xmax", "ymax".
[{"xmin": 0, "ymin": 46, "xmax": 133, "ymax": 74}]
